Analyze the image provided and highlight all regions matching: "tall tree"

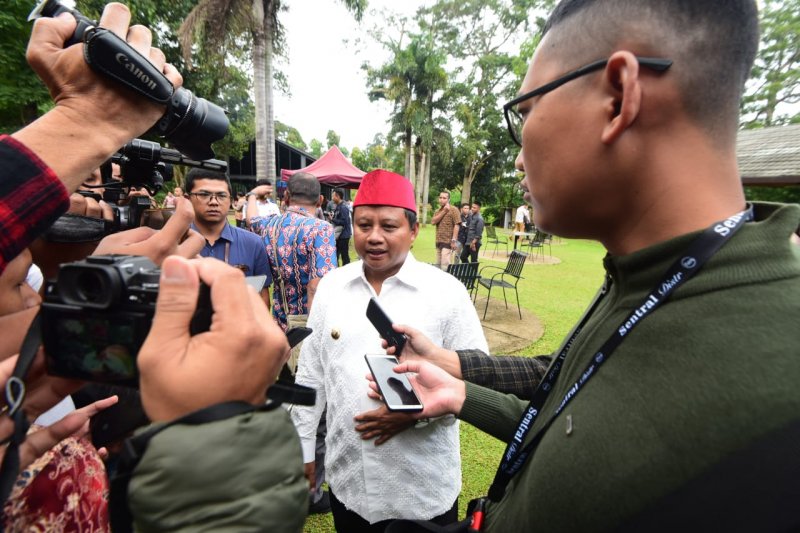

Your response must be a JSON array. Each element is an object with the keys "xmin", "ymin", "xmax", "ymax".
[
  {"xmin": 275, "ymin": 120, "xmax": 308, "ymax": 150},
  {"xmin": 420, "ymin": 0, "xmax": 544, "ymax": 204},
  {"xmin": 326, "ymin": 129, "xmax": 342, "ymax": 149},
  {"xmin": 309, "ymin": 138, "xmax": 324, "ymax": 158},
  {"xmin": 741, "ymin": 0, "xmax": 800, "ymax": 128},
  {"xmin": 180, "ymin": 0, "xmax": 366, "ymax": 191}
]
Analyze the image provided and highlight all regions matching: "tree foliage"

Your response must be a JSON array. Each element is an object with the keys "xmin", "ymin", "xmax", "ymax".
[
  {"xmin": 0, "ymin": 0, "xmax": 53, "ymax": 132},
  {"xmin": 742, "ymin": 0, "xmax": 800, "ymax": 128},
  {"xmin": 276, "ymin": 120, "xmax": 308, "ymax": 151}
]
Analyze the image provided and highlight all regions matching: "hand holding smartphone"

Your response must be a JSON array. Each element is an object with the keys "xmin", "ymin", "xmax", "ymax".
[
  {"xmin": 366, "ymin": 297, "xmax": 407, "ymax": 354},
  {"xmin": 364, "ymin": 354, "xmax": 423, "ymax": 412}
]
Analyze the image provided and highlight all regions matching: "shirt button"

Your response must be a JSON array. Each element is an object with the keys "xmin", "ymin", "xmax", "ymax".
[{"xmin": 331, "ymin": 328, "xmax": 340, "ymax": 340}]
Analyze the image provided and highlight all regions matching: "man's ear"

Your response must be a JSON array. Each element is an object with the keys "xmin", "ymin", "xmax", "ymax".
[{"xmin": 601, "ymin": 51, "xmax": 642, "ymax": 144}]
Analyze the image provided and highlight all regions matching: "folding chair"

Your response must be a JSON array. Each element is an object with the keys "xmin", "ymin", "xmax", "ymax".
[
  {"xmin": 477, "ymin": 250, "xmax": 528, "ymax": 320},
  {"xmin": 485, "ymin": 226, "xmax": 508, "ymax": 257},
  {"xmin": 446, "ymin": 262, "xmax": 480, "ymax": 302}
]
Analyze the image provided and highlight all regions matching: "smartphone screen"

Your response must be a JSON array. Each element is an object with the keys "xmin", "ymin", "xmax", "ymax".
[{"xmin": 364, "ymin": 354, "xmax": 423, "ymax": 412}]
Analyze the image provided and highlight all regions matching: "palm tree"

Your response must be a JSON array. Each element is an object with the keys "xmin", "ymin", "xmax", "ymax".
[{"xmin": 179, "ymin": 0, "xmax": 365, "ymax": 186}]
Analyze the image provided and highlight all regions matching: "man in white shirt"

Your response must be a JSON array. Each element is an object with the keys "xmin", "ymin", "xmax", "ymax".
[
  {"xmin": 291, "ymin": 169, "xmax": 488, "ymax": 531},
  {"xmin": 243, "ymin": 178, "xmax": 280, "ymax": 224},
  {"xmin": 514, "ymin": 204, "xmax": 531, "ymax": 233}
]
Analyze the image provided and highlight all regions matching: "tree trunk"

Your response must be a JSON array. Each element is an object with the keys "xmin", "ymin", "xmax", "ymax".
[
  {"xmin": 403, "ymin": 128, "xmax": 412, "ymax": 179},
  {"xmin": 421, "ymin": 150, "xmax": 432, "ymax": 225},
  {"xmin": 252, "ymin": 0, "xmax": 268, "ymax": 185},
  {"xmin": 409, "ymin": 136, "xmax": 417, "ymax": 189},
  {"xmin": 416, "ymin": 149, "xmax": 426, "ymax": 215},
  {"xmin": 264, "ymin": 4, "xmax": 277, "ymax": 199},
  {"xmin": 461, "ymin": 175, "xmax": 471, "ymax": 206}
]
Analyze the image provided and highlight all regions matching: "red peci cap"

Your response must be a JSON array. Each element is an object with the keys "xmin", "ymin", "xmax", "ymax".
[{"xmin": 353, "ymin": 169, "xmax": 416, "ymax": 212}]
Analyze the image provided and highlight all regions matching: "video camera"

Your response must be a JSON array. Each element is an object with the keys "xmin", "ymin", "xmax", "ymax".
[
  {"xmin": 85, "ymin": 139, "xmax": 228, "ymax": 232},
  {"xmin": 28, "ymin": 0, "xmax": 229, "ymax": 161},
  {"xmin": 41, "ymin": 254, "xmax": 212, "ymax": 387}
]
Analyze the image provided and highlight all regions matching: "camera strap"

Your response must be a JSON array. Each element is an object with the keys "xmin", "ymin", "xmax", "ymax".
[
  {"xmin": 486, "ymin": 206, "xmax": 753, "ymax": 503},
  {"xmin": 0, "ymin": 311, "xmax": 43, "ymax": 509},
  {"xmin": 82, "ymin": 27, "xmax": 173, "ymax": 104}
]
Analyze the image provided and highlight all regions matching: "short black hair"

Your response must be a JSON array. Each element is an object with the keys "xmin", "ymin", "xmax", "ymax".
[
  {"xmin": 288, "ymin": 172, "xmax": 320, "ymax": 204},
  {"xmin": 256, "ymin": 178, "xmax": 273, "ymax": 187},
  {"xmin": 332, "ymin": 188, "xmax": 345, "ymax": 200},
  {"xmin": 185, "ymin": 168, "xmax": 232, "ymax": 196},
  {"xmin": 404, "ymin": 209, "xmax": 417, "ymax": 228},
  {"xmin": 440, "ymin": 190, "xmax": 451, "ymax": 199},
  {"xmin": 541, "ymin": 0, "xmax": 759, "ymax": 140},
  {"xmin": 472, "ymin": 201, "xmax": 481, "ymax": 208}
]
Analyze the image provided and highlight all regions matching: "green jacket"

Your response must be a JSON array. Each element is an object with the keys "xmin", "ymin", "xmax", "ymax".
[
  {"xmin": 129, "ymin": 407, "xmax": 308, "ymax": 532},
  {"xmin": 461, "ymin": 202, "xmax": 800, "ymax": 532}
]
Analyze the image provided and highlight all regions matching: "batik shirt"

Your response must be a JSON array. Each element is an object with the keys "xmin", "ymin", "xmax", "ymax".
[{"xmin": 250, "ymin": 206, "xmax": 337, "ymax": 329}]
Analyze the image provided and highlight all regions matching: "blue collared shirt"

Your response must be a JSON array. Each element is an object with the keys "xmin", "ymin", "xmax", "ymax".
[{"xmin": 193, "ymin": 222, "xmax": 271, "ymax": 284}]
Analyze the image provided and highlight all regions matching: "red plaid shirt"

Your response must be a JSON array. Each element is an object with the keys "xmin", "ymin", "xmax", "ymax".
[{"xmin": 0, "ymin": 135, "xmax": 70, "ymax": 275}]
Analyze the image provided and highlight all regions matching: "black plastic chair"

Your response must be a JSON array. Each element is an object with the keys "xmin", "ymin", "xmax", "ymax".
[
  {"xmin": 446, "ymin": 262, "xmax": 480, "ymax": 302},
  {"xmin": 485, "ymin": 225, "xmax": 508, "ymax": 257},
  {"xmin": 477, "ymin": 250, "xmax": 528, "ymax": 320},
  {"xmin": 523, "ymin": 230, "xmax": 552, "ymax": 260}
]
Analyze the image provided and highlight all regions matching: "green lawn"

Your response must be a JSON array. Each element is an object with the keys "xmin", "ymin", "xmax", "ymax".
[{"xmin": 303, "ymin": 224, "xmax": 608, "ymax": 532}]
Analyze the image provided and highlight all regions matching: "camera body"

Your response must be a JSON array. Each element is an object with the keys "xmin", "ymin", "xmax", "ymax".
[{"xmin": 41, "ymin": 255, "xmax": 211, "ymax": 386}]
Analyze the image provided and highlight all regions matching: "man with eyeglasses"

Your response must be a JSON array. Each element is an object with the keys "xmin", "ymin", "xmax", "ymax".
[
  {"xmin": 185, "ymin": 168, "xmax": 271, "ymax": 304},
  {"xmin": 376, "ymin": 1, "xmax": 800, "ymax": 532}
]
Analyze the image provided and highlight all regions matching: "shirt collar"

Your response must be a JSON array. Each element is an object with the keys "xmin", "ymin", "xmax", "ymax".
[
  {"xmin": 190, "ymin": 222, "xmax": 233, "ymax": 243},
  {"xmin": 344, "ymin": 251, "xmax": 420, "ymax": 289}
]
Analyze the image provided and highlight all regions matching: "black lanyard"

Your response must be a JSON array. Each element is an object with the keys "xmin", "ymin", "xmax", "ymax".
[{"xmin": 487, "ymin": 207, "xmax": 754, "ymax": 502}]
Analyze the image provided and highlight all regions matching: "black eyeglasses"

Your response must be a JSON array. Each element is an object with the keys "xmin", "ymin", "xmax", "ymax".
[
  {"xmin": 503, "ymin": 56, "xmax": 673, "ymax": 147},
  {"xmin": 188, "ymin": 191, "xmax": 230, "ymax": 202}
]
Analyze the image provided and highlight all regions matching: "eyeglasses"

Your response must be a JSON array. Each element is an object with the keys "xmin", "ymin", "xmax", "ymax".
[
  {"xmin": 188, "ymin": 191, "xmax": 230, "ymax": 202},
  {"xmin": 503, "ymin": 56, "xmax": 673, "ymax": 147}
]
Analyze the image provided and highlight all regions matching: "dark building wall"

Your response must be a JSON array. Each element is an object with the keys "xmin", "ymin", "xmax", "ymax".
[{"xmin": 229, "ymin": 140, "xmax": 316, "ymax": 193}]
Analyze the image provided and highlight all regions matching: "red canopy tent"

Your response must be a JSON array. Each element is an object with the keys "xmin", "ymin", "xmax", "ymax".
[{"xmin": 280, "ymin": 145, "xmax": 365, "ymax": 189}]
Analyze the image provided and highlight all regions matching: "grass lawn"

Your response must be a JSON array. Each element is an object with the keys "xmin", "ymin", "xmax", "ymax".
[{"xmin": 300, "ymin": 224, "xmax": 607, "ymax": 532}]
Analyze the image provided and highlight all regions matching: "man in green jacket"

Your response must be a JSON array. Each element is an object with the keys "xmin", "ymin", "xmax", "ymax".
[{"xmin": 379, "ymin": 0, "xmax": 800, "ymax": 531}]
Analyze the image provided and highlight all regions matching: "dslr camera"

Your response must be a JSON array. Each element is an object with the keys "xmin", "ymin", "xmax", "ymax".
[{"xmin": 41, "ymin": 254, "xmax": 211, "ymax": 386}]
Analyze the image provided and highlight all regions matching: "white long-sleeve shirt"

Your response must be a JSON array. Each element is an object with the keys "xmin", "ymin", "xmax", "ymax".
[{"xmin": 290, "ymin": 253, "xmax": 488, "ymax": 523}]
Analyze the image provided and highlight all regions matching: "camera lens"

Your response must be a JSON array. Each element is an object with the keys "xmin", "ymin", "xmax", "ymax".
[{"xmin": 154, "ymin": 88, "xmax": 228, "ymax": 161}]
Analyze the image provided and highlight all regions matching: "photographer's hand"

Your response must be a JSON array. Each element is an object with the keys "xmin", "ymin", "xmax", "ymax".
[
  {"xmin": 138, "ymin": 256, "xmax": 291, "ymax": 422},
  {"xmin": 92, "ymin": 197, "xmax": 204, "ymax": 265},
  {"xmin": 0, "ymin": 351, "xmax": 118, "ymax": 469},
  {"xmin": 68, "ymin": 193, "xmax": 114, "ymax": 221},
  {"xmin": 12, "ymin": 2, "xmax": 182, "ymax": 194}
]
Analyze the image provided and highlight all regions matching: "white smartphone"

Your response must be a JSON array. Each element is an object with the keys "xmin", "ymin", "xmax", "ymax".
[
  {"xmin": 364, "ymin": 354, "xmax": 423, "ymax": 413},
  {"xmin": 244, "ymin": 274, "xmax": 268, "ymax": 292}
]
